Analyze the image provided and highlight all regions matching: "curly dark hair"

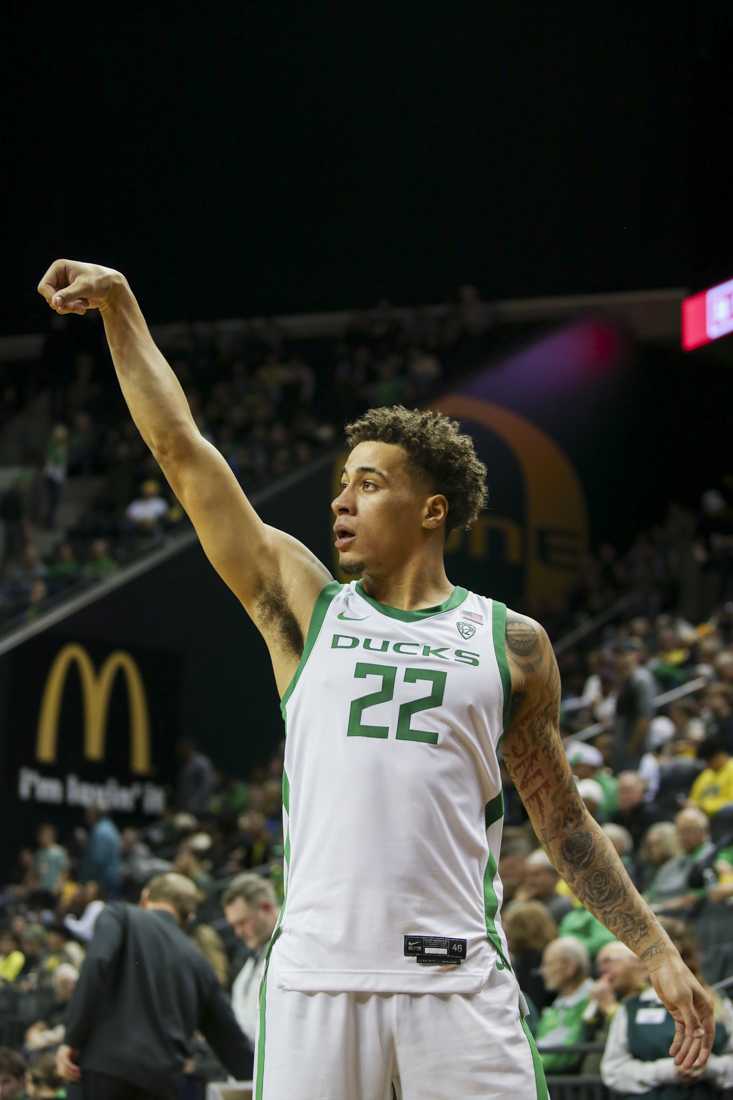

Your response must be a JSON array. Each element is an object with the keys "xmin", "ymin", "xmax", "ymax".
[{"xmin": 344, "ymin": 406, "xmax": 487, "ymax": 533}]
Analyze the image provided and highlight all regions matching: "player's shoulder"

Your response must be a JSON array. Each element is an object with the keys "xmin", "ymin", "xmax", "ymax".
[{"xmin": 503, "ymin": 606, "xmax": 550, "ymax": 656}]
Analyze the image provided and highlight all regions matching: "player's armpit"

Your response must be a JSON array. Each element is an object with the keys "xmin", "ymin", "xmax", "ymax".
[{"xmin": 158, "ymin": 430, "xmax": 332, "ymax": 642}]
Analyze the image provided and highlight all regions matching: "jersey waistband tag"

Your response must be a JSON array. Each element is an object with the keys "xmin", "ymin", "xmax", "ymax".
[{"xmin": 404, "ymin": 935, "xmax": 466, "ymax": 966}]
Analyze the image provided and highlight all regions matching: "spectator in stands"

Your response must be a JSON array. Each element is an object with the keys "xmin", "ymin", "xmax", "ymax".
[
  {"xmin": 576, "ymin": 778, "xmax": 605, "ymax": 819},
  {"xmin": 82, "ymin": 539, "xmax": 118, "ymax": 583},
  {"xmin": 567, "ymin": 741, "xmax": 618, "ymax": 817},
  {"xmin": 25, "ymin": 578, "xmax": 48, "ymax": 622},
  {"xmin": 42, "ymin": 425, "xmax": 68, "ymax": 531},
  {"xmin": 7, "ymin": 545, "xmax": 46, "ymax": 605},
  {"xmin": 190, "ymin": 924, "xmax": 228, "ymax": 988},
  {"xmin": 601, "ymin": 918, "xmax": 733, "ymax": 1096},
  {"xmin": 690, "ymin": 734, "xmax": 733, "ymax": 816},
  {"xmin": 125, "ymin": 479, "xmax": 169, "ymax": 540},
  {"xmin": 45, "ymin": 542, "xmax": 81, "ymax": 592},
  {"xmin": 225, "ymin": 809, "xmax": 274, "ymax": 874},
  {"xmin": 646, "ymin": 808, "xmax": 714, "ymax": 911},
  {"xmin": 611, "ymin": 771, "xmax": 659, "ymax": 849},
  {"xmin": 581, "ymin": 941, "xmax": 647, "ymax": 1073},
  {"xmin": 79, "ymin": 804, "xmax": 121, "ymax": 896},
  {"xmin": 514, "ymin": 849, "xmax": 573, "ymax": 924},
  {"xmin": 0, "ymin": 1048, "xmax": 27, "ymax": 1100},
  {"xmin": 0, "ymin": 475, "xmax": 28, "ymax": 574},
  {"xmin": 119, "ymin": 827, "xmax": 171, "ymax": 891},
  {"xmin": 25, "ymin": 962, "xmax": 78, "ymax": 1052},
  {"xmin": 176, "ymin": 739, "xmax": 216, "ymax": 816},
  {"xmin": 26, "ymin": 1052, "xmax": 64, "ymax": 1100},
  {"xmin": 0, "ymin": 928, "xmax": 25, "ymax": 982},
  {"xmin": 34, "ymin": 925, "xmax": 80, "ymax": 983},
  {"xmin": 601, "ymin": 823, "xmax": 635, "ymax": 875},
  {"xmin": 497, "ymin": 829, "xmax": 533, "ymax": 902},
  {"xmin": 223, "ymin": 873, "xmax": 280, "ymax": 1048},
  {"xmin": 33, "ymin": 825, "xmax": 69, "ymax": 898},
  {"xmin": 637, "ymin": 822, "xmax": 683, "ymax": 895},
  {"xmin": 638, "ymin": 715, "xmax": 677, "ymax": 803},
  {"xmin": 535, "ymin": 938, "xmax": 593, "ymax": 1073},
  {"xmin": 63, "ymin": 883, "xmax": 105, "ymax": 945},
  {"xmin": 17, "ymin": 925, "xmax": 48, "ymax": 985},
  {"xmin": 503, "ymin": 900, "xmax": 557, "ymax": 1013},
  {"xmin": 613, "ymin": 639, "xmax": 657, "ymax": 771},
  {"xmin": 68, "ymin": 411, "xmax": 97, "ymax": 476},
  {"xmin": 173, "ymin": 840, "xmax": 212, "ymax": 893}
]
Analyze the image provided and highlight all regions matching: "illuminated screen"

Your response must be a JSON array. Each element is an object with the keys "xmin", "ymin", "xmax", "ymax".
[{"xmin": 682, "ymin": 276, "xmax": 733, "ymax": 350}]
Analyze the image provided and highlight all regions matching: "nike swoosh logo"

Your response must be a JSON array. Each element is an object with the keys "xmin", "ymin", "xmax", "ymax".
[{"xmin": 337, "ymin": 611, "xmax": 369, "ymax": 621}]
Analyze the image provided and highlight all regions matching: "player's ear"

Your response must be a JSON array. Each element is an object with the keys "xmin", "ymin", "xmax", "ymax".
[{"xmin": 423, "ymin": 493, "xmax": 448, "ymax": 530}]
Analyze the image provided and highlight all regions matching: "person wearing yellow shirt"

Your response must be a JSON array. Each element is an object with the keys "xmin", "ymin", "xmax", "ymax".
[
  {"xmin": 689, "ymin": 735, "xmax": 733, "ymax": 816},
  {"xmin": 0, "ymin": 929, "xmax": 25, "ymax": 983}
]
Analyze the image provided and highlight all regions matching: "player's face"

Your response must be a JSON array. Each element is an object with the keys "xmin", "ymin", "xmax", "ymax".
[{"xmin": 331, "ymin": 442, "xmax": 433, "ymax": 575}]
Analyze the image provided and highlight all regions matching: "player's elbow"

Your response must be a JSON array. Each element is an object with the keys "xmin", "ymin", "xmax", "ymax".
[{"xmin": 151, "ymin": 421, "xmax": 200, "ymax": 466}]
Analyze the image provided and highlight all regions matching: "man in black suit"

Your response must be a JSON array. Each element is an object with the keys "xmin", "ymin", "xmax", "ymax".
[{"xmin": 56, "ymin": 872, "xmax": 252, "ymax": 1100}]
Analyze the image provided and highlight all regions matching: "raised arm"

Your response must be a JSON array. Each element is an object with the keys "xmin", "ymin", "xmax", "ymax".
[
  {"xmin": 499, "ymin": 608, "xmax": 713, "ymax": 1073},
  {"xmin": 38, "ymin": 260, "xmax": 331, "ymax": 691}
]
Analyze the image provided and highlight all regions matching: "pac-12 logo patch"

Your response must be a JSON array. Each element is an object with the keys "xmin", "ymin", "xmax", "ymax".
[{"xmin": 457, "ymin": 621, "xmax": 476, "ymax": 640}]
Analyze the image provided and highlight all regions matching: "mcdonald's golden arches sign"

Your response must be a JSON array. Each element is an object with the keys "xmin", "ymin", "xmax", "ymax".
[{"xmin": 36, "ymin": 644, "xmax": 152, "ymax": 776}]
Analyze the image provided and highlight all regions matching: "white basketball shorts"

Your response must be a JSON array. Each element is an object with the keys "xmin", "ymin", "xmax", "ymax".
[{"xmin": 253, "ymin": 943, "xmax": 548, "ymax": 1099}]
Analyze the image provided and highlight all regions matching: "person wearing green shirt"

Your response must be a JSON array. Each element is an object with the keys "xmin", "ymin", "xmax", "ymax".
[
  {"xmin": 558, "ymin": 906, "xmax": 616, "ymax": 960},
  {"xmin": 83, "ymin": 538, "xmax": 118, "ymax": 582},
  {"xmin": 536, "ymin": 937, "xmax": 593, "ymax": 1073}
]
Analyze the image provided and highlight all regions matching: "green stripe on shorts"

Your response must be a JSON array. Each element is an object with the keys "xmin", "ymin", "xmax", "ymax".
[{"xmin": 521, "ymin": 1015, "xmax": 549, "ymax": 1100}]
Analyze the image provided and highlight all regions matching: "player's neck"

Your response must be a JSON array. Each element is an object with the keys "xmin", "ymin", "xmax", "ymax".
[{"xmin": 359, "ymin": 553, "xmax": 453, "ymax": 612}]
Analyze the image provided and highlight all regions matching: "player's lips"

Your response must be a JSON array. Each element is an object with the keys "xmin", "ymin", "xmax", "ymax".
[{"xmin": 334, "ymin": 523, "xmax": 356, "ymax": 551}]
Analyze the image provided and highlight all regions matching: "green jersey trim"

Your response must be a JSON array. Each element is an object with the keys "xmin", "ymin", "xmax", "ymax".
[
  {"xmin": 354, "ymin": 581, "xmax": 469, "ymax": 622},
  {"xmin": 280, "ymin": 581, "xmax": 342, "ymax": 717},
  {"xmin": 491, "ymin": 600, "xmax": 512, "ymax": 730},
  {"xmin": 483, "ymin": 791, "xmax": 512, "ymax": 971},
  {"xmin": 256, "ymin": 766, "xmax": 292, "ymax": 1099}
]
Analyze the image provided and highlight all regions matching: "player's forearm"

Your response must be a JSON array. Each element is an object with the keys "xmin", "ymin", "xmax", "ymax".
[
  {"xmin": 540, "ymin": 803, "xmax": 673, "ymax": 966},
  {"xmin": 100, "ymin": 279, "xmax": 198, "ymax": 458}
]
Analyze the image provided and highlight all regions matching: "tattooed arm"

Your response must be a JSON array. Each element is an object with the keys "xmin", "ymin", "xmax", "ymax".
[{"xmin": 500, "ymin": 609, "xmax": 713, "ymax": 1073}]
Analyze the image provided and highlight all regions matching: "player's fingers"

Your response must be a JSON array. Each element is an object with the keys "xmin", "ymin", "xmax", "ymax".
[
  {"xmin": 673, "ymin": 1003, "xmax": 705, "ymax": 1070},
  {"xmin": 65, "ymin": 298, "xmax": 90, "ymax": 315},
  {"xmin": 694, "ymin": 992, "xmax": 715, "ymax": 1069},
  {"xmin": 52, "ymin": 278, "xmax": 93, "ymax": 311},
  {"xmin": 37, "ymin": 258, "xmax": 70, "ymax": 303},
  {"xmin": 669, "ymin": 1017, "xmax": 685, "ymax": 1058}
]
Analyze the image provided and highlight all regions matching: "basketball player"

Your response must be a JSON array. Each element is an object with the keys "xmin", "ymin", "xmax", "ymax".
[{"xmin": 38, "ymin": 260, "xmax": 713, "ymax": 1099}]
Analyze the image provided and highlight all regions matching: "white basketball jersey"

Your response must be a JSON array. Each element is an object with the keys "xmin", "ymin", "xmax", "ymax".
[{"xmin": 271, "ymin": 579, "xmax": 512, "ymax": 994}]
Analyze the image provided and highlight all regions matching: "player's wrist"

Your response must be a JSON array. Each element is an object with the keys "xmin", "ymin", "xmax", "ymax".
[{"xmin": 99, "ymin": 270, "xmax": 131, "ymax": 314}]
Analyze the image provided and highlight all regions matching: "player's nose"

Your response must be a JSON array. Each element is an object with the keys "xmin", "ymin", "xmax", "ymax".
[{"xmin": 331, "ymin": 486, "xmax": 355, "ymax": 515}]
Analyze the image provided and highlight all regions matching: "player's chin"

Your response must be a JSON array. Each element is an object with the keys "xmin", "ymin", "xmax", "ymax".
[{"xmin": 339, "ymin": 554, "xmax": 366, "ymax": 576}]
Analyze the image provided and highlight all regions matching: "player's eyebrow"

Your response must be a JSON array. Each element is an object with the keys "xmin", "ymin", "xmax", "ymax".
[{"xmin": 341, "ymin": 465, "xmax": 389, "ymax": 482}]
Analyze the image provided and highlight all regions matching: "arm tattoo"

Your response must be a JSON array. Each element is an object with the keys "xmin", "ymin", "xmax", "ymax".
[{"xmin": 501, "ymin": 609, "xmax": 667, "ymax": 958}]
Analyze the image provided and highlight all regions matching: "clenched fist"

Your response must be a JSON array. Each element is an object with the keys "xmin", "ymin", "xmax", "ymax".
[{"xmin": 38, "ymin": 258, "xmax": 127, "ymax": 316}]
